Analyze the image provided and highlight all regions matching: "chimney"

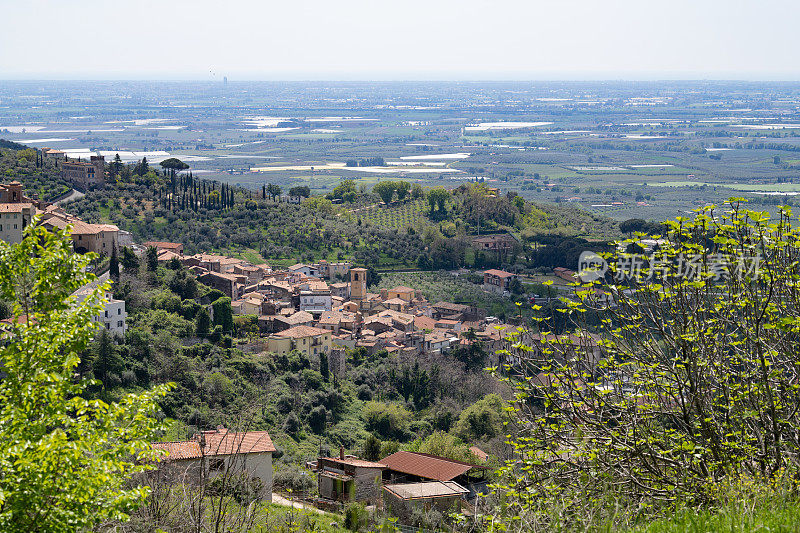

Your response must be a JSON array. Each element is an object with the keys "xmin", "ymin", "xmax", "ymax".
[{"xmin": 339, "ymin": 445, "xmax": 345, "ymax": 461}]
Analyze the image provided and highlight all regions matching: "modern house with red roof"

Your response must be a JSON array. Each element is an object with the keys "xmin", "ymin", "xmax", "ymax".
[
  {"xmin": 380, "ymin": 451, "xmax": 489, "ymax": 496},
  {"xmin": 152, "ymin": 426, "xmax": 276, "ymax": 501}
]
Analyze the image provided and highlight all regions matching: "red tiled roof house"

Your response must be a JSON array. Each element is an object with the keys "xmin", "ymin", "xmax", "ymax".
[{"xmin": 151, "ymin": 426, "xmax": 276, "ymax": 501}]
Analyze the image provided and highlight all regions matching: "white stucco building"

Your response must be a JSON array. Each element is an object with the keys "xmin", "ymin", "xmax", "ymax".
[
  {"xmin": 298, "ymin": 280, "xmax": 332, "ymax": 313},
  {"xmin": 71, "ymin": 272, "xmax": 128, "ymax": 337}
]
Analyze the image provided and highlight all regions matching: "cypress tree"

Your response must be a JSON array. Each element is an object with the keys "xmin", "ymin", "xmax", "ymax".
[{"xmin": 109, "ymin": 246, "xmax": 119, "ymax": 280}]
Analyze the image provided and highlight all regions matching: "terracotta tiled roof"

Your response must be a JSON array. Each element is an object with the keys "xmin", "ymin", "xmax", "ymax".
[
  {"xmin": 469, "ymin": 446, "xmax": 489, "ymax": 462},
  {"xmin": 378, "ymin": 310, "xmax": 415, "ymax": 324},
  {"xmin": 41, "ymin": 215, "xmax": 118, "ymax": 235},
  {"xmin": 0, "ymin": 314, "xmax": 34, "ymax": 325},
  {"xmin": 414, "ymin": 316, "xmax": 438, "ymax": 331},
  {"xmin": 152, "ymin": 440, "xmax": 203, "ymax": 460},
  {"xmin": 389, "ymin": 286, "xmax": 414, "ymax": 293},
  {"xmin": 318, "ymin": 311, "xmax": 344, "ymax": 325},
  {"xmin": 273, "ymin": 325, "xmax": 329, "ymax": 338},
  {"xmin": 0, "ymin": 202, "xmax": 34, "ymax": 212},
  {"xmin": 380, "ymin": 451, "xmax": 488, "ymax": 482},
  {"xmin": 281, "ymin": 311, "xmax": 313, "ymax": 325},
  {"xmin": 483, "ymin": 269, "xmax": 516, "ymax": 278},
  {"xmin": 203, "ymin": 429, "xmax": 276, "ymax": 455},
  {"xmin": 144, "ymin": 241, "xmax": 183, "ymax": 250},
  {"xmin": 152, "ymin": 428, "xmax": 276, "ymax": 461},
  {"xmin": 432, "ymin": 301, "xmax": 469, "ymax": 312},
  {"xmin": 156, "ymin": 250, "xmax": 182, "ymax": 261},
  {"xmin": 199, "ymin": 270, "xmax": 241, "ymax": 282}
]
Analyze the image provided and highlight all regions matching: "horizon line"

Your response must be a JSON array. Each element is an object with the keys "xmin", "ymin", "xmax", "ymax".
[{"xmin": 3, "ymin": 77, "xmax": 800, "ymax": 83}]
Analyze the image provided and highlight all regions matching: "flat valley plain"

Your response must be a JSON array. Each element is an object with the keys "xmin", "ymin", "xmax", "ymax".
[{"xmin": 4, "ymin": 80, "xmax": 800, "ymax": 221}]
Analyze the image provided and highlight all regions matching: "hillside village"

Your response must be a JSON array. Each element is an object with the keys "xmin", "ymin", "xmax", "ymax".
[
  {"xmin": 0, "ymin": 149, "xmax": 576, "ymax": 527},
  {"xmin": 5, "ymin": 8, "xmax": 800, "ymax": 529}
]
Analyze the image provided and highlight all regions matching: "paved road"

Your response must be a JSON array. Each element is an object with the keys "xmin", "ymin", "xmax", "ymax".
[{"xmin": 55, "ymin": 188, "xmax": 84, "ymax": 205}]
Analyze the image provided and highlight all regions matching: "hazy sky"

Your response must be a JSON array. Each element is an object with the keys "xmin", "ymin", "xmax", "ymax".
[{"xmin": 2, "ymin": 0, "xmax": 799, "ymax": 80}]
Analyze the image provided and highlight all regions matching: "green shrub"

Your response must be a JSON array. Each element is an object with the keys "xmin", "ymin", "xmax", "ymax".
[{"xmin": 344, "ymin": 502, "xmax": 369, "ymax": 532}]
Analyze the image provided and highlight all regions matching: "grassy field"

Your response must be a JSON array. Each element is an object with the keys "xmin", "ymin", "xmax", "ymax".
[
  {"xmin": 626, "ymin": 502, "xmax": 800, "ymax": 533},
  {"xmin": 257, "ymin": 504, "xmax": 344, "ymax": 532}
]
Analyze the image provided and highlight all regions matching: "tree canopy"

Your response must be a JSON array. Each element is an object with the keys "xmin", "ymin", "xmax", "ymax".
[
  {"xmin": 158, "ymin": 158, "xmax": 189, "ymax": 172},
  {"xmin": 0, "ymin": 222, "xmax": 169, "ymax": 532}
]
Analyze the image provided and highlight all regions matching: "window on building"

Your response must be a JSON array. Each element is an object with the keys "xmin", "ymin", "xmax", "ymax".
[
  {"xmin": 104, "ymin": 310, "xmax": 108, "ymax": 318},
  {"xmin": 117, "ymin": 308, "xmax": 121, "ymax": 315},
  {"xmin": 117, "ymin": 321, "xmax": 123, "ymax": 327},
  {"xmin": 209, "ymin": 457, "xmax": 225, "ymax": 471},
  {"xmin": 13, "ymin": 224, "xmax": 17, "ymax": 230}
]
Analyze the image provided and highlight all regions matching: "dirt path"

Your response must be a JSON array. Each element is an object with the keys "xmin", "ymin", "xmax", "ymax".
[{"xmin": 272, "ymin": 493, "xmax": 330, "ymax": 515}]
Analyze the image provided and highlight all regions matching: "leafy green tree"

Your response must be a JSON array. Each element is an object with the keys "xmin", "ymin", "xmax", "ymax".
[
  {"xmin": 507, "ymin": 276, "xmax": 524, "ymax": 295},
  {"xmin": 307, "ymin": 405, "xmax": 328, "ymax": 434},
  {"xmin": 619, "ymin": 217, "xmax": 647, "ymax": 234},
  {"xmin": 211, "ymin": 296, "xmax": 234, "ymax": 333},
  {"xmin": 289, "ymin": 185, "xmax": 311, "ymax": 198},
  {"xmin": 452, "ymin": 339, "xmax": 487, "ymax": 371},
  {"xmin": 92, "ymin": 327, "xmax": 124, "ymax": 390},
  {"xmin": 266, "ymin": 183, "xmax": 282, "ymax": 200},
  {"xmin": 283, "ymin": 412, "xmax": 301, "ymax": 436},
  {"xmin": 331, "ymin": 179, "xmax": 357, "ymax": 202},
  {"xmin": 411, "ymin": 183, "xmax": 424, "ymax": 199},
  {"xmin": 453, "ymin": 394, "xmax": 505, "ymax": 442},
  {"xmin": 0, "ymin": 223, "xmax": 169, "ymax": 531},
  {"xmin": 427, "ymin": 187, "xmax": 450, "ymax": 217},
  {"xmin": 145, "ymin": 246, "xmax": 158, "ymax": 272},
  {"xmin": 373, "ymin": 180, "xmax": 396, "ymax": 205},
  {"xmin": 195, "ymin": 307, "xmax": 211, "ymax": 337},
  {"xmin": 364, "ymin": 401, "xmax": 411, "ymax": 440},
  {"xmin": 395, "ymin": 180, "xmax": 411, "ymax": 201},
  {"xmin": 408, "ymin": 431, "xmax": 479, "ymax": 463},
  {"xmin": 302, "ymin": 196, "xmax": 335, "ymax": 215},
  {"xmin": 110, "ymin": 153, "xmax": 123, "ymax": 177},
  {"xmin": 319, "ymin": 351, "xmax": 329, "ymax": 381},
  {"xmin": 159, "ymin": 157, "xmax": 189, "ymax": 178},
  {"xmin": 363, "ymin": 434, "xmax": 382, "ymax": 461},
  {"xmin": 490, "ymin": 202, "xmax": 800, "ymax": 529},
  {"xmin": 133, "ymin": 156, "xmax": 149, "ymax": 176}
]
